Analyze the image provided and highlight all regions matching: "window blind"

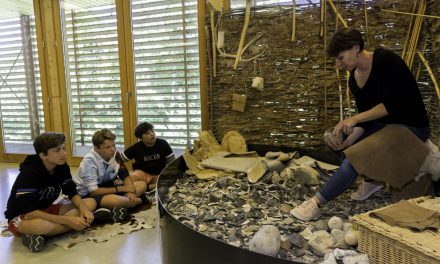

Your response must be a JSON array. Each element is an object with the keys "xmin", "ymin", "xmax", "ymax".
[
  {"xmin": 131, "ymin": 0, "xmax": 201, "ymax": 150},
  {"xmin": 0, "ymin": 16, "xmax": 44, "ymax": 153},
  {"xmin": 63, "ymin": 4, "xmax": 124, "ymax": 155}
]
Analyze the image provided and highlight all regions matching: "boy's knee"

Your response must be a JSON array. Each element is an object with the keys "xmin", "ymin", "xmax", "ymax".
[
  {"xmin": 101, "ymin": 195, "xmax": 130, "ymax": 208},
  {"xmin": 136, "ymin": 181, "xmax": 147, "ymax": 193},
  {"xmin": 83, "ymin": 198, "xmax": 97, "ymax": 211}
]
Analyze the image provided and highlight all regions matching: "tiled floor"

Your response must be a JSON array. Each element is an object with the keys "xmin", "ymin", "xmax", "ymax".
[{"xmin": 0, "ymin": 163, "xmax": 162, "ymax": 264}]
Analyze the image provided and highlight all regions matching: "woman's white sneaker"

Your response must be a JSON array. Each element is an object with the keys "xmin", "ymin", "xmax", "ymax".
[{"xmin": 290, "ymin": 198, "xmax": 321, "ymax": 221}]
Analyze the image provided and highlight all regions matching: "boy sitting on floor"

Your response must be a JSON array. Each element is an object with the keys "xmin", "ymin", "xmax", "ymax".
[
  {"xmin": 74, "ymin": 129, "xmax": 147, "ymax": 210},
  {"xmin": 4, "ymin": 132, "xmax": 123, "ymax": 253},
  {"xmin": 121, "ymin": 122, "xmax": 175, "ymax": 192}
]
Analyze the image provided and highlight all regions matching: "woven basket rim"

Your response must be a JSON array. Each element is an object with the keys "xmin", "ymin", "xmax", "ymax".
[{"xmin": 351, "ymin": 196, "xmax": 440, "ymax": 259}]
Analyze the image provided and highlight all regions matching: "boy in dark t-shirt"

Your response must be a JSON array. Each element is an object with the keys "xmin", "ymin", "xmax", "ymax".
[{"xmin": 121, "ymin": 122, "xmax": 175, "ymax": 192}]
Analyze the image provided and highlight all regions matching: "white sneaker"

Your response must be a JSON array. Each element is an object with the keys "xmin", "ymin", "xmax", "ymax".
[
  {"xmin": 290, "ymin": 198, "xmax": 321, "ymax": 221},
  {"xmin": 350, "ymin": 181, "xmax": 383, "ymax": 201}
]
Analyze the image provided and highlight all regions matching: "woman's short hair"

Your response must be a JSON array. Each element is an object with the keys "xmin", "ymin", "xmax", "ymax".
[
  {"xmin": 33, "ymin": 132, "xmax": 66, "ymax": 155},
  {"xmin": 92, "ymin": 129, "xmax": 116, "ymax": 147},
  {"xmin": 327, "ymin": 27, "xmax": 364, "ymax": 57},
  {"xmin": 134, "ymin": 122, "xmax": 154, "ymax": 139}
]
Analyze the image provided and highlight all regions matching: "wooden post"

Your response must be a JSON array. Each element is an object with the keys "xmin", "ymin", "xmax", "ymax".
[
  {"xmin": 20, "ymin": 15, "xmax": 40, "ymax": 139},
  {"xmin": 291, "ymin": 0, "xmax": 296, "ymax": 42},
  {"xmin": 198, "ymin": 0, "xmax": 209, "ymax": 130},
  {"xmin": 233, "ymin": 0, "xmax": 251, "ymax": 69},
  {"xmin": 327, "ymin": 0, "xmax": 348, "ymax": 27},
  {"xmin": 116, "ymin": 0, "xmax": 138, "ymax": 147}
]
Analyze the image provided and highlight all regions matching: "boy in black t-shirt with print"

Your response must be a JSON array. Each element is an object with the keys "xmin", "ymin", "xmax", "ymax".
[{"xmin": 121, "ymin": 122, "xmax": 175, "ymax": 192}]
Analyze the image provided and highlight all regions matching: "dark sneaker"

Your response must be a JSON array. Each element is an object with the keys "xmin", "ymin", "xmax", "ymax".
[
  {"xmin": 93, "ymin": 208, "xmax": 112, "ymax": 223},
  {"xmin": 110, "ymin": 207, "xmax": 128, "ymax": 222},
  {"xmin": 93, "ymin": 207, "xmax": 128, "ymax": 223},
  {"xmin": 146, "ymin": 183, "xmax": 156, "ymax": 195},
  {"xmin": 148, "ymin": 192, "xmax": 156, "ymax": 205},
  {"xmin": 22, "ymin": 234, "xmax": 46, "ymax": 252},
  {"xmin": 140, "ymin": 194, "xmax": 151, "ymax": 205}
]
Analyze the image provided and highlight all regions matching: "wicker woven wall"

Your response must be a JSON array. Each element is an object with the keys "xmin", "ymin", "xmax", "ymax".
[{"xmin": 206, "ymin": 0, "xmax": 439, "ymax": 148}]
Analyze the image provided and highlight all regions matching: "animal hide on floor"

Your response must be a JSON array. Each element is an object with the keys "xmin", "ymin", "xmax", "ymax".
[
  {"xmin": 1, "ymin": 204, "xmax": 158, "ymax": 250},
  {"xmin": 50, "ymin": 204, "xmax": 158, "ymax": 249}
]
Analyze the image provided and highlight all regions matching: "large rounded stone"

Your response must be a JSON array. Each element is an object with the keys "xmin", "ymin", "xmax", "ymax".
[
  {"xmin": 328, "ymin": 216, "xmax": 343, "ymax": 230},
  {"xmin": 248, "ymin": 225, "xmax": 281, "ymax": 257},
  {"xmin": 308, "ymin": 230, "xmax": 335, "ymax": 257}
]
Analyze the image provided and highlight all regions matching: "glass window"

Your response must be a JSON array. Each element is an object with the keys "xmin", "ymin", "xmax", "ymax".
[
  {"xmin": 61, "ymin": 0, "xmax": 124, "ymax": 156},
  {"xmin": 231, "ymin": 0, "xmax": 320, "ymax": 9},
  {"xmin": 0, "ymin": 8, "xmax": 45, "ymax": 154},
  {"xmin": 131, "ymin": 0, "xmax": 201, "ymax": 151}
]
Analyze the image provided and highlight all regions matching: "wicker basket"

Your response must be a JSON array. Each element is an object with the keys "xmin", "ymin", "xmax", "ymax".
[{"xmin": 351, "ymin": 197, "xmax": 440, "ymax": 264}]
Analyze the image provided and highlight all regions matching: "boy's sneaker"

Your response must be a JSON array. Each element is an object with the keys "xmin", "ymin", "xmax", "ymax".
[
  {"xmin": 140, "ymin": 194, "xmax": 151, "ymax": 205},
  {"xmin": 148, "ymin": 192, "xmax": 156, "ymax": 205},
  {"xmin": 290, "ymin": 198, "xmax": 321, "ymax": 221},
  {"xmin": 350, "ymin": 181, "xmax": 383, "ymax": 201},
  {"xmin": 93, "ymin": 207, "xmax": 128, "ymax": 223},
  {"xmin": 146, "ymin": 184, "xmax": 156, "ymax": 195},
  {"xmin": 22, "ymin": 234, "xmax": 46, "ymax": 252}
]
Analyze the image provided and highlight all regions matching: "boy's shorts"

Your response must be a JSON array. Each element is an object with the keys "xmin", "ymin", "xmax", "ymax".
[
  {"xmin": 82, "ymin": 193, "xmax": 125, "ymax": 207},
  {"xmin": 8, "ymin": 204, "xmax": 62, "ymax": 236}
]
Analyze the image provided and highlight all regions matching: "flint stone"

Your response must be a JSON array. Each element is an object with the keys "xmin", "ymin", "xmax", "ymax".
[
  {"xmin": 321, "ymin": 252, "xmax": 337, "ymax": 264},
  {"xmin": 265, "ymin": 198, "xmax": 278, "ymax": 207},
  {"xmin": 281, "ymin": 217, "xmax": 295, "ymax": 225},
  {"xmin": 331, "ymin": 229, "xmax": 348, "ymax": 249},
  {"xmin": 299, "ymin": 227, "xmax": 313, "ymax": 240},
  {"xmin": 203, "ymin": 214, "xmax": 216, "ymax": 222},
  {"xmin": 209, "ymin": 192, "xmax": 223, "ymax": 202},
  {"xmin": 228, "ymin": 239, "xmax": 241, "ymax": 247},
  {"xmin": 216, "ymin": 177, "xmax": 231, "ymax": 188},
  {"xmin": 278, "ymin": 248, "xmax": 288, "ymax": 259},
  {"xmin": 266, "ymin": 159, "xmax": 286, "ymax": 172},
  {"xmin": 246, "ymin": 208, "xmax": 263, "ymax": 219},
  {"xmin": 280, "ymin": 204, "xmax": 292, "ymax": 213},
  {"xmin": 236, "ymin": 172, "xmax": 247, "ymax": 179},
  {"xmin": 287, "ymin": 232, "xmax": 306, "ymax": 248},
  {"xmin": 240, "ymin": 182, "xmax": 249, "ymax": 191},
  {"xmin": 259, "ymin": 171, "xmax": 273, "ymax": 183},
  {"xmin": 232, "ymin": 198, "xmax": 246, "ymax": 207},
  {"xmin": 314, "ymin": 219, "xmax": 329, "ymax": 231},
  {"xmin": 271, "ymin": 172, "xmax": 284, "ymax": 184},
  {"xmin": 333, "ymin": 248, "xmax": 359, "ymax": 259},
  {"xmin": 280, "ymin": 239, "xmax": 292, "ymax": 250},
  {"xmin": 251, "ymin": 192, "xmax": 266, "ymax": 204},
  {"xmin": 343, "ymin": 254, "xmax": 370, "ymax": 264},
  {"xmin": 198, "ymin": 224, "xmax": 208, "ymax": 232},
  {"xmin": 277, "ymin": 153, "xmax": 293, "ymax": 162},
  {"xmin": 265, "ymin": 151, "xmax": 283, "ymax": 159},
  {"xmin": 294, "ymin": 248, "xmax": 307, "ymax": 257},
  {"xmin": 280, "ymin": 167, "xmax": 292, "ymax": 179},
  {"xmin": 292, "ymin": 165, "xmax": 320, "ymax": 185},
  {"xmin": 249, "ymin": 225, "xmax": 281, "ymax": 257},
  {"xmin": 308, "ymin": 230, "xmax": 335, "ymax": 257}
]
